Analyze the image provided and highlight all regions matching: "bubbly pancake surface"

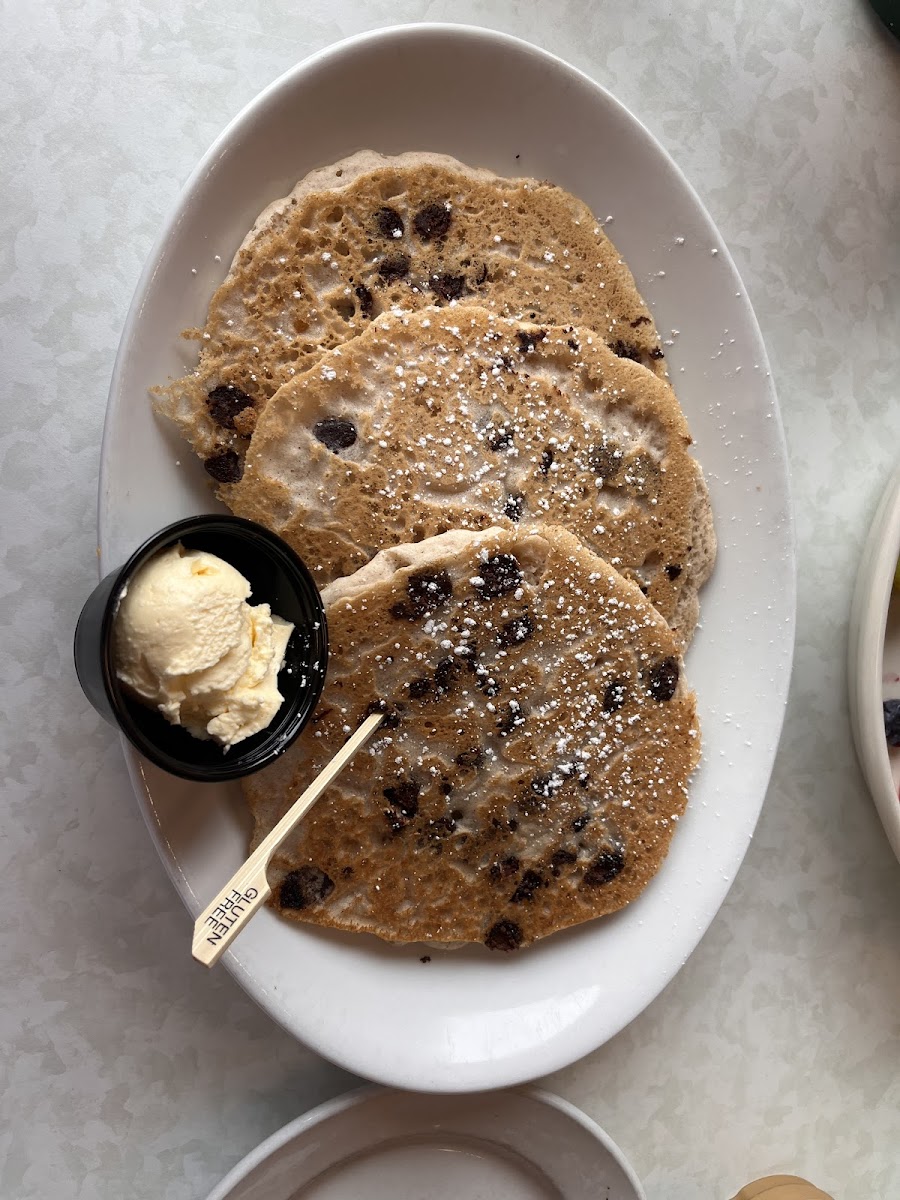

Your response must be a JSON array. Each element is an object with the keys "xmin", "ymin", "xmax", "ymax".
[{"xmin": 152, "ymin": 150, "xmax": 668, "ymax": 477}]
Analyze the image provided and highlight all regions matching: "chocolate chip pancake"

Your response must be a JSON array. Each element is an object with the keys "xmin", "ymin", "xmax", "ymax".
[
  {"xmin": 152, "ymin": 150, "xmax": 668, "ymax": 479},
  {"xmin": 243, "ymin": 525, "xmax": 700, "ymax": 950},
  {"xmin": 228, "ymin": 307, "xmax": 715, "ymax": 646}
]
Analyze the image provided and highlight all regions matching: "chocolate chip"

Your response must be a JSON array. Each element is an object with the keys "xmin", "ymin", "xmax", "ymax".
[
  {"xmin": 602, "ymin": 678, "xmax": 629, "ymax": 713},
  {"xmin": 550, "ymin": 849, "xmax": 577, "ymax": 876},
  {"xmin": 488, "ymin": 427, "xmax": 514, "ymax": 451},
  {"xmin": 646, "ymin": 657, "xmax": 679, "ymax": 702},
  {"xmin": 497, "ymin": 701, "xmax": 525, "ymax": 737},
  {"xmin": 413, "ymin": 202, "xmax": 452, "ymax": 241},
  {"xmin": 461, "ymin": 637, "xmax": 480, "ymax": 663},
  {"xmin": 609, "ymin": 340, "xmax": 642, "ymax": 362},
  {"xmin": 584, "ymin": 849, "xmax": 625, "ymax": 887},
  {"xmin": 434, "ymin": 656, "xmax": 463, "ymax": 691},
  {"xmin": 280, "ymin": 865, "xmax": 335, "ymax": 910},
  {"xmin": 430, "ymin": 273, "xmax": 466, "ymax": 301},
  {"xmin": 407, "ymin": 569, "xmax": 454, "ymax": 612},
  {"xmin": 474, "ymin": 553, "xmax": 522, "ymax": 598},
  {"xmin": 455, "ymin": 747, "xmax": 484, "ymax": 770},
  {"xmin": 383, "ymin": 779, "xmax": 419, "ymax": 818},
  {"xmin": 378, "ymin": 252, "xmax": 410, "ymax": 282},
  {"xmin": 204, "ymin": 449, "xmax": 243, "ymax": 483},
  {"xmin": 503, "ymin": 493, "xmax": 524, "ymax": 522},
  {"xmin": 649, "ymin": 346, "xmax": 665, "ymax": 360},
  {"xmin": 363, "ymin": 698, "xmax": 401, "ymax": 729},
  {"xmin": 426, "ymin": 816, "xmax": 456, "ymax": 839},
  {"xmin": 489, "ymin": 855, "xmax": 520, "ymax": 881},
  {"xmin": 206, "ymin": 384, "xmax": 253, "ymax": 429},
  {"xmin": 355, "ymin": 284, "xmax": 374, "ymax": 318},
  {"xmin": 477, "ymin": 676, "xmax": 500, "ymax": 699},
  {"xmin": 665, "ymin": 563, "xmax": 682, "ymax": 580},
  {"xmin": 390, "ymin": 568, "xmax": 454, "ymax": 620},
  {"xmin": 510, "ymin": 869, "xmax": 546, "ymax": 904},
  {"xmin": 470, "ymin": 657, "xmax": 500, "ymax": 697},
  {"xmin": 313, "ymin": 417, "xmax": 357, "ymax": 452},
  {"xmin": 455, "ymin": 643, "xmax": 476, "ymax": 667},
  {"xmin": 408, "ymin": 676, "xmax": 436, "ymax": 701},
  {"xmin": 529, "ymin": 773, "xmax": 562, "ymax": 799},
  {"xmin": 588, "ymin": 443, "xmax": 622, "ymax": 480},
  {"xmin": 539, "ymin": 446, "xmax": 555, "ymax": 474},
  {"xmin": 572, "ymin": 813, "xmax": 590, "ymax": 832},
  {"xmin": 375, "ymin": 206, "xmax": 404, "ymax": 238},
  {"xmin": 420, "ymin": 955, "xmax": 431, "ymax": 963},
  {"xmin": 484, "ymin": 919, "xmax": 523, "ymax": 952},
  {"xmin": 497, "ymin": 612, "xmax": 534, "ymax": 647},
  {"xmin": 517, "ymin": 329, "xmax": 546, "ymax": 354},
  {"xmin": 567, "ymin": 337, "xmax": 580, "ymax": 352},
  {"xmin": 630, "ymin": 315, "xmax": 652, "ymax": 327}
]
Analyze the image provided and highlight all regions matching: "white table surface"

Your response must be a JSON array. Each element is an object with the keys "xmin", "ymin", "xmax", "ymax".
[{"xmin": 2, "ymin": 2, "xmax": 899, "ymax": 1197}]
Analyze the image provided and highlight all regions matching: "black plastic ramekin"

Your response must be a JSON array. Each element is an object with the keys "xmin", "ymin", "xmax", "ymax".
[{"xmin": 74, "ymin": 515, "xmax": 328, "ymax": 781}]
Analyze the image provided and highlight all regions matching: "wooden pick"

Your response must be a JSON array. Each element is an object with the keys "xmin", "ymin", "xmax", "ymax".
[{"xmin": 191, "ymin": 711, "xmax": 384, "ymax": 967}]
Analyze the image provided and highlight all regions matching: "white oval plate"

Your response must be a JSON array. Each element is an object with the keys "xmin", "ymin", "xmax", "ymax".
[
  {"xmin": 204, "ymin": 1087, "xmax": 644, "ymax": 1200},
  {"xmin": 848, "ymin": 460, "xmax": 900, "ymax": 863},
  {"xmin": 99, "ymin": 25, "xmax": 795, "ymax": 1091}
]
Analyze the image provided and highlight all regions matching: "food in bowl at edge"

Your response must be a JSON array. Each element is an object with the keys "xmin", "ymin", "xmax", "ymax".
[{"xmin": 884, "ymin": 699, "xmax": 900, "ymax": 747}]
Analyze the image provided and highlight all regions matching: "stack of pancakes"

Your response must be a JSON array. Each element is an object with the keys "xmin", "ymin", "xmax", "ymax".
[{"xmin": 154, "ymin": 151, "xmax": 716, "ymax": 951}]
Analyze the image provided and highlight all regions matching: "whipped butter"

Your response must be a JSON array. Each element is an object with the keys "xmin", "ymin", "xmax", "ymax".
[{"xmin": 114, "ymin": 543, "xmax": 293, "ymax": 750}]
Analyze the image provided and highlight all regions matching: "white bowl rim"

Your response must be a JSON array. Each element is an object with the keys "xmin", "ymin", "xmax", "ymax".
[
  {"xmin": 848, "ymin": 460, "xmax": 900, "ymax": 862},
  {"xmin": 203, "ymin": 1084, "xmax": 646, "ymax": 1200}
]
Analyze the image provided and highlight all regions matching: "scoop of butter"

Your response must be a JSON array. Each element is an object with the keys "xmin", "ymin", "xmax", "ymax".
[
  {"xmin": 730, "ymin": 1177, "xmax": 834, "ymax": 1200},
  {"xmin": 114, "ymin": 543, "xmax": 293, "ymax": 750}
]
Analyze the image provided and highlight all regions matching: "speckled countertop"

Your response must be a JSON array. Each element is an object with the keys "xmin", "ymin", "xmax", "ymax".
[{"xmin": 2, "ymin": 2, "xmax": 900, "ymax": 1197}]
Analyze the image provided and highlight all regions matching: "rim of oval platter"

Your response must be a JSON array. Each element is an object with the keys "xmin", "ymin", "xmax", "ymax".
[{"xmin": 98, "ymin": 24, "xmax": 796, "ymax": 1091}]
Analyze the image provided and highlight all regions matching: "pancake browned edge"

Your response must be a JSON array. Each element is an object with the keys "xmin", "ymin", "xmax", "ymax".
[
  {"xmin": 243, "ymin": 524, "xmax": 700, "ymax": 951},
  {"xmin": 228, "ymin": 307, "xmax": 715, "ymax": 647},
  {"xmin": 152, "ymin": 150, "xmax": 669, "ymax": 481}
]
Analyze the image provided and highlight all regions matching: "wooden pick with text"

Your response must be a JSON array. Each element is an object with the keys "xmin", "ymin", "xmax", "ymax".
[{"xmin": 191, "ymin": 711, "xmax": 384, "ymax": 967}]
